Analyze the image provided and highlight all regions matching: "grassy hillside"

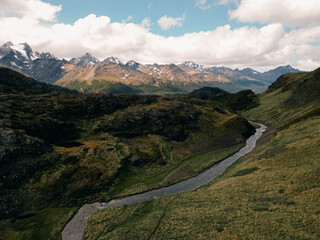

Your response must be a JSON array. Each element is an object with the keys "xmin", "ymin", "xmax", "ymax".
[
  {"xmin": 0, "ymin": 68, "xmax": 255, "ymax": 239},
  {"xmin": 189, "ymin": 87, "xmax": 259, "ymax": 111},
  {"xmin": 85, "ymin": 68, "xmax": 320, "ymax": 239}
]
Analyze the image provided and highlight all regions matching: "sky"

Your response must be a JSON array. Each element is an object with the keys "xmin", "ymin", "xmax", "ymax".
[{"xmin": 0, "ymin": 0, "xmax": 320, "ymax": 71}]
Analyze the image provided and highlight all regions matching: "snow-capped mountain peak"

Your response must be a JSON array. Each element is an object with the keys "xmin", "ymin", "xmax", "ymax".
[
  {"xmin": 70, "ymin": 52, "xmax": 100, "ymax": 65},
  {"xmin": 0, "ymin": 41, "xmax": 67, "ymax": 83},
  {"xmin": 125, "ymin": 60, "xmax": 140, "ymax": 69},
  {"xmin": 104, "ymin": 56, "xmax": 124, "ymax": 65},
  {"xmin": 0, "ymin": 42, "xmax": 33, "ymax": 60},
  {"xmin": 34, "ymin": 51, "xmax": 57, "ymax": 60},
  {"xmin": 184, "ymin": 61, "xmax": 205, "ymax": 71},
  {"xmin": 10, "ymin": 42, "xmax": 33, "ymax": 60},
  {"xmin": 1, "ymin": 41, "xmax": 14, "ymax": 48}
]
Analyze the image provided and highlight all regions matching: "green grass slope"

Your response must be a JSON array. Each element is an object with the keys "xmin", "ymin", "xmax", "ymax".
[
  {"xmin": 85, "ymin": 67, "xmax": 320, "ymax": 239},
  {"xmin": 0, "ymin": 68, "xmax": 255, "ymax": 239}
]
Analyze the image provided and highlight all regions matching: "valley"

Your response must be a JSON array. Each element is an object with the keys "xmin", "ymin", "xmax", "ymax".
[
  {"xmin": 62, "ymin": 123, "xmax": 266, "ymax": 240},
  {"xmin": 84, "ymin": 67, "xmax": 320, "ymax": 239},
  {"xmin": 1, "ymin": 0, "xmax": 319, "ymax": 239},
  {"xmin": 0, "ymin": 67, "xmax": 257, "ymax": 239},
  {"xmin": 0, "ymin": 62, "xmax": 319, "ymax": 239}
]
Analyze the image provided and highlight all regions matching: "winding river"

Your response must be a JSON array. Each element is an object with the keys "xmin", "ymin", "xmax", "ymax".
[{"xmin": 62, "ymin": 123, "xmax": 267, "ymax": 240}]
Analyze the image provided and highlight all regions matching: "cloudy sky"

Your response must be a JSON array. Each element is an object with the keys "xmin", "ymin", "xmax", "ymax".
[{"xmin": 1, "ymin": 0, "xmax": 320, "ymax": 71}]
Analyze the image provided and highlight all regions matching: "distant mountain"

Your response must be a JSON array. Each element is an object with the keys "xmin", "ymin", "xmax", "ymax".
[
  {"xmin": 104, "ymin": 57, "xmax": 124, "ymax": 65},
  {"xmin": 0, "ymin": 41, "xmax": 66, "ymax": 83},
  {"xmin": 0, "ymin": 41, "xmax": 302, "ymax": 93},
  {"xmin": 52, "ymin": 60, "xmax": 269, "ymax": 94},
  {"xmin": 55, "ymin": 61, "xmax": 239, "ymax": 95},
  {"xmin": 125, "ymin": 60, "xmax": 140, "ymax": 69},
  {"xmin": 70, "ymin": 53, "xmax": 100, "ymax": 65},
  {"xmin": 179, "ymin": 61, "xmax": 206, "ymax": 72},
  {"xmin": 236, "ymin": 65, "xmax": 301, "ymax": 83}
]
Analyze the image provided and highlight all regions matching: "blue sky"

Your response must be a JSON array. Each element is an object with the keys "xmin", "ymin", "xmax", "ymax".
[
  {"xmin": 44, "ymin": 0, "xmax": 239, "ymax": 36},
  {"xmin": 1, "ymin": 0, "xmax": 320, "ymax": 71}
]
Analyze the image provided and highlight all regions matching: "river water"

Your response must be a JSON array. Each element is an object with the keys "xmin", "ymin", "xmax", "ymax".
[{"xmin": 62, "ymin": 123, "xmax": 267, "ymax": 240}]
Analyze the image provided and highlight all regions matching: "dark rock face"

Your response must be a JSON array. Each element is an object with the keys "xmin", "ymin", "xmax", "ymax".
[{"xmin": 29, "ymin": 58, "xmax": 68, "ymax": 83}]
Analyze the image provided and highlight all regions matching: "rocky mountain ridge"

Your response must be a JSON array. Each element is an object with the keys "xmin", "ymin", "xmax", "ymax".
[{"xmin": 0, "ymin": 42, "xmax": 301, "ymax": 93}]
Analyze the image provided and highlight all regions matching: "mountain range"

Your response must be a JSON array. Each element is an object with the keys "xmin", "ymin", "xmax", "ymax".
[{"xmin": 0, "ymin": 42, "xmax": 301, "ymax": 93}]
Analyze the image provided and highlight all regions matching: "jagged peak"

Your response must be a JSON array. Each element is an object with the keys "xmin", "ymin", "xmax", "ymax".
[
  {"xmin": 1, "ymin": 41, "xmax": 14, "ymax": 48},
  {"xmin": 267, "ymin": 65, "xmax": 300, "ymax": 73},
  {"xmin": 18, "ymin": 42, "xmax": 31, "ymax": 48},
  {"xmin": 34, "ymin": 51, "xmax": 56, "ymax": 60},
  {"xmin": 82, "ymin": 52, "xmax": 97, "ymax": 59},
  {"xmin": 184, "ymin": 61, "xmax": 196, "ymax": 65},
  {"xmin": 104, "ymin": 56, "xmax": 124, "ymax": 65},
  {"xmin": 125, "ymin": 60, "xmax": 140, "ymax": 69},
  {"xmin": 184, "ymin": 61, "xmax": 205, "ymax": 71},
  {"xmin": 70, "ymin": 52, "xmax": 99, "ymax": 65},
  {"xmin": 126, "ymin": 60, "xmax": 139, "ymax": 65}
]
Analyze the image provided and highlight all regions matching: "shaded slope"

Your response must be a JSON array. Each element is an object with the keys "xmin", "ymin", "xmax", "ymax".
[
  {"xmin": 0, "ymin": 67, "xmax": 76, "ymax": 94},
  {"xmin": 189, "ymin": 86, "xmax": 259, "ymax": 111}
]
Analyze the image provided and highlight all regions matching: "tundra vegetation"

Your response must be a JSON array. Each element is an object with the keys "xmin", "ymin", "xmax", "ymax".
[
  {"xmin": 0, "ymin": 67, "xmax": 256, "ymax": 239},
  {"xmin": 85, "ymin": 68, "xmax": 320, "ymax": 239}
]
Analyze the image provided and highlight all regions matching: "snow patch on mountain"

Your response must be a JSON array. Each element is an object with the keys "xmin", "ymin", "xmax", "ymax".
[
  {"xmin": 104, "ymin": 57, "xmax": 124, "ymax": 65},
  {"xmin": 184, "ymin": 61, "xmax": 205, "ymax": 71}
]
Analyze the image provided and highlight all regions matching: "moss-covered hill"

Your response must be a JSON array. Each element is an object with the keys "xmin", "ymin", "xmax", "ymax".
[
  {"xmin": 85, "ymin": 68, "xmax": 320, "ymax": 239},
  {"xmin": 0, "ymin": 67, "xmax": 255, "ymax": 239},
  {"xmin": 188, "ymin": 86, "xmax": 259, "ymax": 111}
]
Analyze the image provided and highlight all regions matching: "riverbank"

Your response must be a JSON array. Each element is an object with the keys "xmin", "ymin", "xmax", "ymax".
[{"xmin": 62, "ymin": 124, "xmax": 266, "ymax": 240}]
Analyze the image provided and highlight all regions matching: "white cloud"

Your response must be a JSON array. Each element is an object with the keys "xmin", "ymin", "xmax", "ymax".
[
  {"xmin": 0, "ymin": 0, "xmax": 61, "ymax": 22},
  {"xmin": 219, "ymin": 0, "xmax": 239, "ymax": 5},
  {"xmin": 196, "ymin": 0, "xmax": 212, "ymax": 10},
  {"xmin": 196, "ymin": 0, "xmax": 238, "ymax": 10},
  {"xmin": 141, "ymin": 18, "xmax": 151, "ymax": 29},
  {"xmin": 157, "ymin": 14, "xmax": 185, "ymax": 30},
  {"xmin": 230, "ymin": 0, "xmax": 320, "ymax": 27},
  {"xmin": 122, "ymin": 16, "xmax": 133, "ymax": 23},
  {"xmin": 0, "ymin": 0, "xmax": 319, "ymax": 71}
]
